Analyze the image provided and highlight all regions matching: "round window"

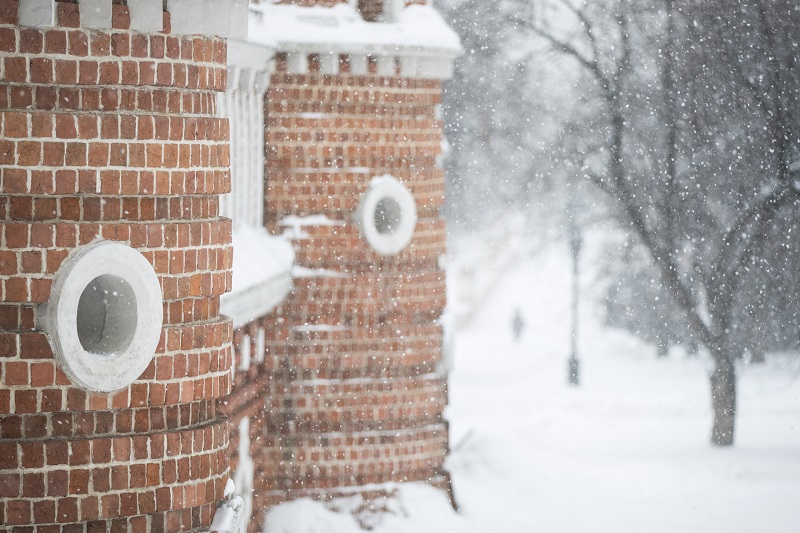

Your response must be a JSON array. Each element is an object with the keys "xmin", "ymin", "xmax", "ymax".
[
  {"xmin": 76, "ymin": 274, "xmax": 138, "ymax": 355},
  {"xmin": 356, "ymin": 175, "xmax": 417, "ymax": 255},
  {"xmin": 374, "ymin": 197, "xmax": 402, "ymax": 235},
  {"xmin": 40, "ymin": 241, "xmax": 163, "ymax": 392}
]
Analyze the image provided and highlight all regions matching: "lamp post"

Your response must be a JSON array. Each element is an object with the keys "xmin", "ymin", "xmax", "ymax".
[{"xmin": 568, "ymin": 223, "xmax": 582, "ymax": 386}]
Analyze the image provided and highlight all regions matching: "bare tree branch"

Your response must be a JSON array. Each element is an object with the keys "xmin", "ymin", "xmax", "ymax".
[
  {"xmin": 612, "ymin": 176, "xmax": 717, "ymax": 346},
  {"xmin": 708, "ymin": 184, "xmax": 800, "ymax": 337},
  {"xmin": 755, "ymin": 0, "xmax": 790, "ymax": 183},
  {"xmin": 613, "ymin": 0, "xmax": 632, "ymax": 87},
  {"xmin": 556, "ymin": 0, "xmax": 601, "ymax": 66},
  {"xmin": 712, "ymin": 183, "xmax": 799, "ymax": 288},
  {"xmin": 508, "ymin": 9, "xmax": 614, "ymax": 98}
]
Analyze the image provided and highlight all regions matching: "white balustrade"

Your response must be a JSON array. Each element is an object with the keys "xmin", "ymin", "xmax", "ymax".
[{"xmin": 218, "ymin": 55, "xmax": 272, "ymax": 230}]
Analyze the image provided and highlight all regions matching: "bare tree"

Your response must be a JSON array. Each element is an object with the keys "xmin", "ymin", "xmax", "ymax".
[
  {"xmin": 440, "ymin": 0, "xmax": 586, "ymax": 233},
  {"xmin": 520, "ymin": 0, "xmax": 800, "ymax": 445}
]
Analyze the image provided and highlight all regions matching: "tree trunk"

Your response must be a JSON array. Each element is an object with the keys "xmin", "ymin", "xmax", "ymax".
[
  {"xmin": 685, "ymin": 338, "xmax": 698, "ymax": 357},
  {"xmin": 656, "ymin": 336, "xmax": 669, "ymax": 357},
  {"xmin": 710, "ymin": 354, "xmax": 736, "ymax": 446},
  {"xmin": 749, "ymin": 347, "xmax": 766, "ymax": 364}
]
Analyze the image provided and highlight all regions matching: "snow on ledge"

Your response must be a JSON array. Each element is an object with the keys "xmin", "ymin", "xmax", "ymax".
[
  {"xmin": 279, "ymin": 214, "xmax": 345, "ymax": 240},
  {"xmin": 292, "ymin": 265, "xmax": 350, "ymax": 279},
  {"xmin": 279, "ymin": 214, "xmax": 345, "ymax": 227},
  {"xmin": 247, "ymin": 3, "xmax": 462, "ymax": 58},
  {"xmin": 221, "ymin": 225, "xmax": 294, "ymax": 330}
]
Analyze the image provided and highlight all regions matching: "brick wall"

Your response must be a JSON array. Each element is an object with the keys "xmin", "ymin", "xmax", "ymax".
[
  {"xmin": 221, "ymin": 48, "xmax": 451, "ymax": 529},
  {"xmin": 0, "ymin": 1, "xmax": 234, "ymax": 531}
]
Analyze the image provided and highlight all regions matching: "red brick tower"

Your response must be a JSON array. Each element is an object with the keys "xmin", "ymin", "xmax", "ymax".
[
  {"xmin": 0, "ymin": 1, "xmax": 246, "ymax": 530},
  {"xmin": 218, "ymin": 0, "xmax": 461, "ymax": 528}
]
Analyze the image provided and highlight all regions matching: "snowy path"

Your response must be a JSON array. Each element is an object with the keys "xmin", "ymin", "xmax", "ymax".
[{"xmin": 446, "ymin": 245, "xmax": 800, "ymax": 533}]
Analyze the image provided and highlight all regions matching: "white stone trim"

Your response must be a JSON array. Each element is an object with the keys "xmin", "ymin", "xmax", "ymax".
[
  {"xmin": 350, "ymin": 54, "xmax": 369, "ymax": 75},
  {"xmin": 238, "ymin": 333, "xmax": 251, "ymax": 371},
  {"xmin": 221, "ymin": 272, "xmax": 292, "ymax": 330},
  {"xmin": 166, "ymin": 0, "xmax": 205, "ymax": 35},
  {"xmin": 39, "ymin": 241, "xmax": 163, "ymax": 393},
  {"xmin": 356, "ymin": 175, "xmax": 417, "ymax": 256},
  {"xmin": 127, "ymin": 0, "xmax": 163, "ymax": 32},
  {"xmin": 77, "ymin": 0, "xmax": 113, "ymax": 29},
  {"xmin": 399, "ymin": 56, "xmax": 420, "ymax": 77},
  {"xmin": 286, "ymin": 52, "xmax": 308, "ymax": 74},
  {"xmin": 19, "ymin": 0, "xmax": 247, "ymax": 36},
  {"xmin": 203, "ymin": 0, "xmax": 233, "ymax": 40},
  {"xmin": 233, "ymin": 417, "xmax": 254, "ymax": 532},
  {"xmin": 19, "ymin": 0, "xmax": 56, "ymax": 28},
  {"xmin": 229, "ymin": 0, "xmax": 248, "ymax": 39},
  {"xmin": 245, "ymin": 1, "xmax": 461, "ymax": 78},
  {"xmin": 274, "ymin": 52, "xmax": 455, "ymax": 79},
  {"xmin": 270, "ymin": 51, "xmax": 455, "ymax": 79},
  {"xmin": 230, "ymin": 334, "xmax": 237, "ymax": 380},
  {"xmin": 419, "ymin": 56, "xmax": 454, "ymax": 79},
  {"xmin": 437, "ymin": 134, "xmax": 450, "ymax": 169},
  {"xmin": 247, "ymin": 2, "xmax": 462, "ymax": 60},
  {"xmin": 376, "ymin": 55, "xmax": 395, "ymax": 77},
  {"xmin": 319, "ymin": 52, "xmax": 338, "ymax": 75},
  {"xmin": 253, "ymin": 70, "xmax": 271, "ymax": 94},
  {"xmin": 227, "ymin": 39, "xmax": 275, "ymax": 74},
  {"xmin": 219, "ymin": 40, "xmax": 275, "ymax": 232},
  {"xmin": 254, "ymin": 327, "xmax": 265, "ymax": 364},
  {"xmin": 166, "ymin": 0, "xmax": 248, "ymax": 38}
]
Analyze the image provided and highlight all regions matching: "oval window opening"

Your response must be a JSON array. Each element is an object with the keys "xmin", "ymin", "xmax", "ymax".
[
  {"xmin": 374, "ymin": 197, "xmax": 402, "ymax": 235},
  {"xmin": 356, "ymin": 175, "xmax": 417, "ymax": 255},
  {"xmin": 77, "ymin": 274, "xmax": 138, "ymax": 356}
]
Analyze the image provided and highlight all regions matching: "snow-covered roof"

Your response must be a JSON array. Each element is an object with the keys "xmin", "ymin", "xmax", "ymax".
[
  {"xmin": 221, "ymin": 225, "xmax": 294, "ymax": 329},
  {"xmin": 247, "ymin": 3, "xmax": 462, "ymax": 58}
]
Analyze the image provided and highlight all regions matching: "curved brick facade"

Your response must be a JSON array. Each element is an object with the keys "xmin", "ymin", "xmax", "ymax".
[
  {"xmin": 263, "ymin": 63, "xmax": 450, "ymax": 498},
  {"xmin": 0, "ymin": 1, "xmax": 234, "ymax": 531},
  {"xmin": 221, "ymin": 37, "xmax": 453, "ymax": 527}
]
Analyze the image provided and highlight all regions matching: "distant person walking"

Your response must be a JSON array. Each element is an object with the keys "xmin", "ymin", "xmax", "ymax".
[{"xmin": 512, "ymin": 308, "xmax": 525, "ymax": 342}]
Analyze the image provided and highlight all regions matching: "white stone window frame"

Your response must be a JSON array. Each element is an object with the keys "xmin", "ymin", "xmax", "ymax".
[
  {"xmin": 254, "ymin": 327, "xmax": 265, "ymax": 364},
  {"xmin": 238, "ymin": 333, "xmax": 251, "ymax": 372},
  {"xmin": 39, "ymin": 241, "xmax": 163, "ymax": 392},
  {"xmin": 234, "ymin": 416, "xmax": 254, "ymax": 531},
  {"xmin": 356, "ymin": 175, "xmax": 418, "ymax": 256}
]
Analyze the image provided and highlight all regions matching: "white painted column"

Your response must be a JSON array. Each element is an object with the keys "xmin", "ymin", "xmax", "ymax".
[
  {"xmin": 240, "ymin": 69, "xmax": 257, "ymax": 227},
  {"xmin": 376, "ymin": 55, "xmax": 395, "ymax": 76},
  {"xmin": 220, "ymin": 38, "xmax": 274, "ymax": 232},
  {"xmin": 350, "ymin": 54, "xmax": 369, "ymax": 76},
  {"xmin": 286, "ymin": 52, "xmax": 308, "ymax": 74},
  {"xmin": 238, "ymin": 333, "xmax": 251, "ymax": 371},
  {"xmin": 253, "ymin": 71, "xmax": 270, "ymax": 228},
  {"xmin": 234, "ymin": 417, "xmax": 254, "ymax": 532},
  {"xmin": 254, "ymin": 327, "xmax": 265, "ymax": 364},
  {"xmin": 231, "ymin": 67, "xmax": 247, "ymax": 227},
  {"xmin": 319, "ymin": 52, "xmax": 338, "ymax": 75}
]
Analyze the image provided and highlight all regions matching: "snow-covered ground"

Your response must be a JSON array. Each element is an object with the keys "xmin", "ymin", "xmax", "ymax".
[
  {"xmin": 447, "ymin": 243, "xmax": 800, "ymax": 533},
  {"xmin": 265, "ymin": 241, "xmax": 800, "ymax": 532}
]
